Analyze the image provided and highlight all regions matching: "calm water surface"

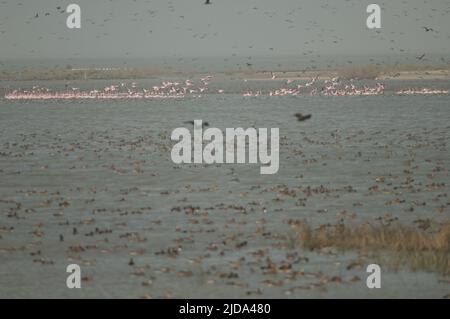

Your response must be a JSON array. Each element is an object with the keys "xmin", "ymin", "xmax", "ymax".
[{"xmin": 0, "ymin": 79, "xmax": 449, "ymax": 298}]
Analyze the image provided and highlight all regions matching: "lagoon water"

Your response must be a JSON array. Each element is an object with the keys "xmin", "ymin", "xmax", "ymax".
[{"xmin": 0, "ymin": 78, "xmax": 449, "ymax": 298}]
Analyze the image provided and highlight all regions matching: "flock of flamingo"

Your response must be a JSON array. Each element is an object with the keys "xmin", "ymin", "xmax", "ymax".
[
  {"xmin": 243, "ymin": 79, "xmax": 386, "ymax": 97},
  {"xmin": 4, "ymin": 76, "xmax": 449, "ymax": 100},
  {"xmin": 4, "ymin": 77, "xmax": 212, "ymax": 100},
  {"xmin": 395, "ymin": 88, "xmax": 450, "ymax": 95}
]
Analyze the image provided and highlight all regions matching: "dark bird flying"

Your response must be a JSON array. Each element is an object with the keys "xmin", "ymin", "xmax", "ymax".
[{"xmin": 295, "ymin": 113, "xmax": 312, "ymax": 122}]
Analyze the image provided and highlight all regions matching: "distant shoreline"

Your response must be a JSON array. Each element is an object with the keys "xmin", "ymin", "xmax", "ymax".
[
  {"xmin": 0, "ymin": 65, "xmax": 449, "ymax": 82},
  {"xmin": 226, "ymin": 69, "xmax": 450, "ymax": 81}
]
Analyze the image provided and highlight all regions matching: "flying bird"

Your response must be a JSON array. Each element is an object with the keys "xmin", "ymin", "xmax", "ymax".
[
  {"xmin": 422, "ymin": 26, "xmax": 434, "ymax": 32},
  {"xmin": 416, "ymin": 54, "xmax": 426, "ymax": 61},
  {"xmin": 184, "ymin": 121, "xmax": 209, "ymax": 128},
  {"xmin": 295, "ymin": 113, "xmax": 312, "ymax": 122},
  {"xmin": 205, "ymin": 0, "xmax": 212, "ymax": 4}
]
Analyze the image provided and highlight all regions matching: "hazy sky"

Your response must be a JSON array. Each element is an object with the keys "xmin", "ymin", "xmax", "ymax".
[{"xmin": 0, "ymin": 0, "xmax": 449, "ymax": 60}]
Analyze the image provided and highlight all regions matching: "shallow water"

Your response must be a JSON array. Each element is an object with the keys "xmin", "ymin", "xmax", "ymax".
[{"xmin": 0, "ymin": 79, "xmax": 449, "ymax": 298}]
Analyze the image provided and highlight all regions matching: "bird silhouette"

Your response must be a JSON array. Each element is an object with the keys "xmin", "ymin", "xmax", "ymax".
[
  {"xmin": 184, "ymin": 121, "xmax": 209, "ymax": 128},
  {"xmin": 416, "ymin": 53, "xmax": 426, "ymax": 60},
  {"xmin": 295, "ymin": 113, "xmax": 312, "ymax": 122},
  {"xmin": 205, "ymin": 0, "xmax": 212, "ymax": 4}
]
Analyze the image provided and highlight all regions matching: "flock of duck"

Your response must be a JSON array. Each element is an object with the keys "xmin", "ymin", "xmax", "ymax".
[{"xmin": 4, "ymin": 76, "xmax": 449, "ymax": 100}]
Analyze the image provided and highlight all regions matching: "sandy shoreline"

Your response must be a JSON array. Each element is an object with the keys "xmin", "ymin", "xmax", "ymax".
[
  {"xmin": 1, "ymin": 68, "xmax": 450, "ymax": 82},
  {"xmin": 219, "ymin": 69, "xmax": 450, "ymax": 81}
]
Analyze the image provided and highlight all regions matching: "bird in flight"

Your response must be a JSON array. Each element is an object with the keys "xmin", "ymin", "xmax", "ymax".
[
  {"xmin": 184, "ymin": 121, "xmax": 209, "ymax": 128},
  {"xmin": 416, "ymin": 53, "xmax": 426, "ymax": 60},
  {"xmin": 422, "ymin": 26, "xmax": 434, "ymax": 32},
  {"xmin": 295, "ymin": 113, "xmax": 312, "ymax": 122},
  {"xmin": 205, "ymin": 0, "xmax": 212, "ymax": 4}
]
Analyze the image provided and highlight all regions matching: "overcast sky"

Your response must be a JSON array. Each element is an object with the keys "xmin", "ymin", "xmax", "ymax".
[{"xmin": 0, "ymin": 0, "xmax": 449, "ymax": 60}]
